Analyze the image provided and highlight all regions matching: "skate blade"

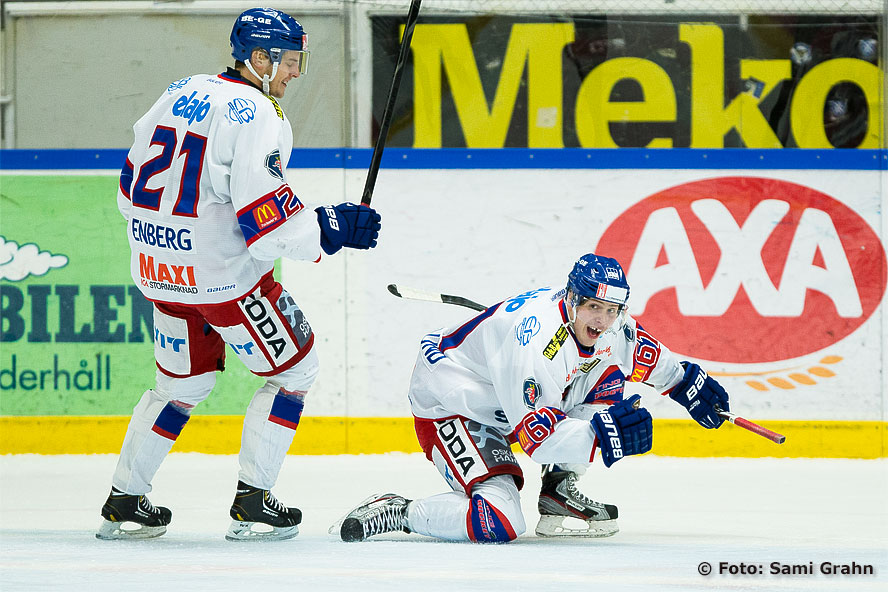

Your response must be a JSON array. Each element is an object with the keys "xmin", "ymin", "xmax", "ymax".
[
  {"xmin": 95, "ymin": 519, "xmax": 167, "ymax": 540},
  {"xmin": 225, "ymin": 520, "xmax": 299, "ymax": 542},
  {"xmin": 326, "ymin": 492, "xmax": 385, "ymax": 536},
  {"xmin": 534, "ymin": 515, "xmax": 619, "ymax": 538}
]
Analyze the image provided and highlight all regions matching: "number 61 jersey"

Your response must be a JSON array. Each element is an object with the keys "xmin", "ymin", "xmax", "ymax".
[{"xmin": 117, "ymin": 71, "xmax": 321, "ymax": 305}]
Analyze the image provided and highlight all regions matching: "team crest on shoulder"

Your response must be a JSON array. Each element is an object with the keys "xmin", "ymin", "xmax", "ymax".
[
  {"xmin": 522, "ymin": 378, "xmax": 541, "ymax": 409},
  {"xmin": 265, "ymin": 149, "xmax": 284, "ymax": 180},
  {"xmin": 166, "ymin": 76, "xmax": 192, "ymax": 94},
  {"xmin": 515, "ymin": 316, "xmax": 540, "ymax": 346},
  {"xmin": 623, "ymin": 324, "xmax": 635, "ymax": 341},
  {"xmin": 227, "ymin": 97, "xmax": 257, "ymax": 124}
]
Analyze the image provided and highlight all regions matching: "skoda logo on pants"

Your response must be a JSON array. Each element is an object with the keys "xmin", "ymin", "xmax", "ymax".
[{"xmin": 239, "ymin": 293, "xmax": 298, "ymax": 362}]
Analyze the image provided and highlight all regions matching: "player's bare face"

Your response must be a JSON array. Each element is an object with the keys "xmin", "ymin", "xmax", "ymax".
[
  {"xmin": 572, "ymin": 297, "xmax": 620, "ymax": 348},
  {"xmin": 268, "ymin": 51, "xmax": 304, "ymax": 98}
]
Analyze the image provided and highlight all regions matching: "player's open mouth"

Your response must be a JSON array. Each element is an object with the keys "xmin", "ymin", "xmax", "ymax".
[{"xmin": 587, "ymin": 327, "xmax": 601, "ymax": 340}]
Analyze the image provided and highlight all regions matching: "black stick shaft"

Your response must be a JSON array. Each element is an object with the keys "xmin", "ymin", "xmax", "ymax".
[{"xmin": 361, "ymin": 0, "xmax": 423, "ymax": 206}]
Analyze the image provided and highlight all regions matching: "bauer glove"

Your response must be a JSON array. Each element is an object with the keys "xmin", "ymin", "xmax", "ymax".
[
  {"xmin": 669, "ymin": 362, "xmax": 729, "ymax": 429},
  {"xmin": 590, "ymin": 394, "xmax": 652, "ymax": 468},
  {"xmin": 316, "ymin": 202, "xmax": 382, "ymax": 255}
]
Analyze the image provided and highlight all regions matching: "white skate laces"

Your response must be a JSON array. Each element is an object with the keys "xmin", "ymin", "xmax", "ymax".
[
  {"xmin": 336, "ymin": 493, "xmax": 411, "ymax": 542},
  {"xmin": 360, "ymin": 502, "xmax": 407, "ymax": 539},
  {"xmin": 263, "ymin": 490, "xmax": 287, "ymax": 516}
]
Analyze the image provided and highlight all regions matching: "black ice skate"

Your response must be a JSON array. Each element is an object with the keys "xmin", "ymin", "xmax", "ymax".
[
  {"xmin": 95, "ymin": 487, "xmax": 172, "ymax": 540},
  {"xmin": 536, "ymin": 466, "xmax": 619, "ymax": 538},
  {"xmin": 225, "ymin": 480, "xmax": 302, "ymax": 541},
  {"xmin": 336, "ymin": 493, "xmax": 411, "ymax": 542}
]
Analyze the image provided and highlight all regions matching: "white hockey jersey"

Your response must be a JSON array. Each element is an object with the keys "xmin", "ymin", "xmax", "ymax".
[
  {"xmin": 117, "ymin": 70, "xmax": 321, "ymax": 305},
  {"xmin": 408, "ymin": 286, "xmax": 685, "ymax": 465}
]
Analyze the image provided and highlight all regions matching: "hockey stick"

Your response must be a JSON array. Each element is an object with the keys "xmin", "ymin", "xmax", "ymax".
[
  {"xmin": 388, "ymin": 284, "xmax": 786, "ymax": 446},
  {"xmin": 361, "ymin": 0, "xmax": 423, "ymax": 206},
  {"xmin": 716, "ymin": 408, "xmax": 786, "ymax": 444},
  {"xmin": 387, "ymin": 284, "xmax": 487, "ymax": 312}
]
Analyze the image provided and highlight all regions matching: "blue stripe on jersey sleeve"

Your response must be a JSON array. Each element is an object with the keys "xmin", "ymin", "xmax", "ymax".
[
  {"xmin": 119, "ymin": 158, "xmax": 133, "ymax": 199},
  {"xmin": 439, "ymin": 302, "xmax": 502, "ymax": 352}
]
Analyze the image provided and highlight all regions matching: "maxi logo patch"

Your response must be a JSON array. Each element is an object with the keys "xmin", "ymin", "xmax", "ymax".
[
  {"xmin": 138, "ymin": 253, "xmax": 198, "ymax": 295},
  {"xmin": 522, "ymin": 377, "xmax": 541, "ymax": 409},
  {"xmin": 265, "ymin": 149, "xmax": 284, "ymax": 180},
  {"xmin": 542, "ymin": 325, "xmax": 569, "ymax": 360}
]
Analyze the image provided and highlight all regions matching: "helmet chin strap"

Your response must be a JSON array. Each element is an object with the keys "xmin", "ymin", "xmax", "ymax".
[
  {"xmin": 245, "ymin": 58, "xmax": 279, "ymax": 95},
  {"xmin": 564, "ymin": 293, "xmax": 577, "ymax": 328}
]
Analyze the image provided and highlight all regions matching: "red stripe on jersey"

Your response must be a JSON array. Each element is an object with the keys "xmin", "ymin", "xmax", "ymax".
[{"xmin": 218, "ymin": 73, "xmax": 253, "ymax": 86}]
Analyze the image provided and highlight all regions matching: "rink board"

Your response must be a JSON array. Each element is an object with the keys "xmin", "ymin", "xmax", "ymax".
[
  {"xmin": 1, "ymin": 149, "xmax": 886, "ymax": 457},
  {"xmin": 0, "ymin": 416, "xmax": 885, "ymax": 458}
]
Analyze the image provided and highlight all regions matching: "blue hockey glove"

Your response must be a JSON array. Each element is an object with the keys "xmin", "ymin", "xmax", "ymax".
[
  {"xmin": 590, "ymin": 394, "xmax": 652, "ymax": 468},
  {"xmin": 669, "ymin": 362, "xmax": 730, "ymax": 429},
  {"xmin": 315, "ymin": 203, "xmax": 382, "ymax": 255}
]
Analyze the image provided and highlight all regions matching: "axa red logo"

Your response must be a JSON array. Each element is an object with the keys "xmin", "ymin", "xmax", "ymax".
[{"xmin": 596, "ymin": 177, "xmax": 886, "ymax": 363}]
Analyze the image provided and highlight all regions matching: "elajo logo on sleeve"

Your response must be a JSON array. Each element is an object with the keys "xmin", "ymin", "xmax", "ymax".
[{"xmin": 597, "ymin": 177, "xmax": 886, "ymax": 363}]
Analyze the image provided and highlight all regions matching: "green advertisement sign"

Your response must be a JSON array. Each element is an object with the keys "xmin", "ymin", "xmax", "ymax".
[{"xmin": 0, "ymin": 175, "xmax": 263, "ymax": 416}]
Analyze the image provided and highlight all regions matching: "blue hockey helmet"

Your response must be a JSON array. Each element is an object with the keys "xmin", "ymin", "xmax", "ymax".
[
  {"xmin": 566, "ymin": 253, "xmax": 630, "ymax": 309},
  {"xmin": 230, "ymin": 7, "xmax": 310, "ymax": 75}
]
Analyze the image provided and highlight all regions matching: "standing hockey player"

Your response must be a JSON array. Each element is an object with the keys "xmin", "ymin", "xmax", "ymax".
[
  {"xmin": 97, "ymin": 7, "xmax": 382, "ymax": 542},
  {"xmin": 336, "ymin": 254, "xmax": 729, "ymax": 543}
]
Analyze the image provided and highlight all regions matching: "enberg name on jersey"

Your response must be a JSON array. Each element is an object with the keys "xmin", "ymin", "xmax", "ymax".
[{"xmin": 118, "ymin": 69, "xmax": 321, "ymax": 305}]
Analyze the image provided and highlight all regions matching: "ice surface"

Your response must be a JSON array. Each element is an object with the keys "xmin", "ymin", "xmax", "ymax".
[{"xmin": 1, "ymin": 453, "xmax": 885, "ymax": 591}]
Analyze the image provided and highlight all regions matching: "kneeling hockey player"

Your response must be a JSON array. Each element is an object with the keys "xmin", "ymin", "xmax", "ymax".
[{"xmin": 336, "ymin": 253, "xmax": 729, "ymax": 542}]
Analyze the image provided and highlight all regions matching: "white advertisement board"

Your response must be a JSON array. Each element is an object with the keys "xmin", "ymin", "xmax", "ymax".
[{"xmin": 283, "ymin": 166, "xmax": 887, "ymax": 423}]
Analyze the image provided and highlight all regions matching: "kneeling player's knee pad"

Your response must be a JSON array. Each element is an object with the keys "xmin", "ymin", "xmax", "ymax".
[{"xmin": 466, "ymin": 475, "xmax": 525, "ymax": 543}]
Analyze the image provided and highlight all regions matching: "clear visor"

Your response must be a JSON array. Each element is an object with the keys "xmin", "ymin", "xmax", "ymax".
[
  {"xmin": 270, "ymin": 48, "xmax": 310, "ymax": 76},
  {"xmin": 567, "ymin": 288, "xmax": 626, "ymax": 311},
  {"xmin": 292, "ymin": 50, "xmax": 310, "ymax": 76}
]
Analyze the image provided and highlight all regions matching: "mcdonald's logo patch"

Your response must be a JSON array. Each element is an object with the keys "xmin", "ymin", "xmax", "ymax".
[
  {"xmin": 253, "ymin": 200, "xmax": 282, "ymax": 230},
  {"xmin": 237, "ymin": 184, "xmax": 301, "ymax": 246}
]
